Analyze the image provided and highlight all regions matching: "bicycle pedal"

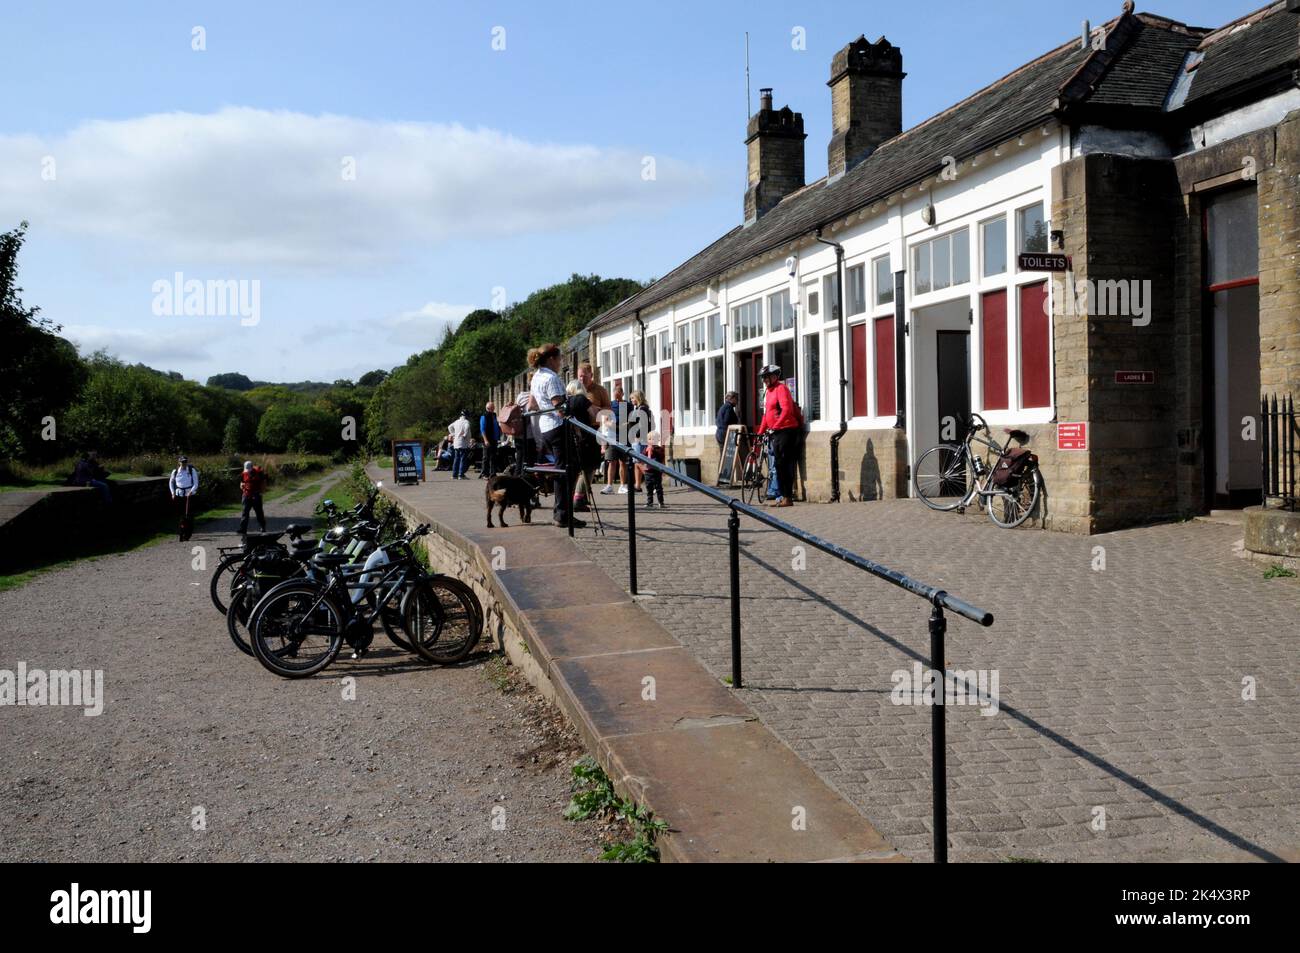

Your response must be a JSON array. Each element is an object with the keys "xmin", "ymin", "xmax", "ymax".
[{"xmin": 956, "ymin": 506, "xmax": 965, "ymax": 515}]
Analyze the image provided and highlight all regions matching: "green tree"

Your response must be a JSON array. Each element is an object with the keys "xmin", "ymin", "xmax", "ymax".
[
  {"xmin": 0, "ymin": 222, "xmax": 89, "ymax": 460},
  {"xmin": 222, "ymin": 415, "xmax": 245, "ymax": 454},
  {"xmin": 256, "ymin": 401, "xmax": 335, "ymax": 453},
  {"xmin": 207, "ymin": 372, "xmax": 256, "ymax": 391}
]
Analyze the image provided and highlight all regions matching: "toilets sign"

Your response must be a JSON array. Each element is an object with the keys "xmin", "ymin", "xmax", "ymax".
[{"xmin": 1058, "ymin": 422, "xmax": 1087, "ymax": 451}]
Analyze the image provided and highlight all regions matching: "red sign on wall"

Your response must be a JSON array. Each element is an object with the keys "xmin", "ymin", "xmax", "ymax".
[
  {"xmin": 1058, "ymin": 422, "xmax": 1087, "ymax": 451},
  {"xmin": 1114, "ymin": 370, "xmax": 1156, "ymax": 384}
]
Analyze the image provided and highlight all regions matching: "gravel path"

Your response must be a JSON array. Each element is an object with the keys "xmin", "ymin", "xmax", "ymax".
[{"xmin": 0, "ymin": 481, "xmax": 601, "ymax": 862}]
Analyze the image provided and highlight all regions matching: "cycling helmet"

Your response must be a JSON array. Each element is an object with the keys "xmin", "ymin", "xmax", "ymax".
[{"xmin": 759, "ymin": 364, "xmax": 782, "ymax": 378}]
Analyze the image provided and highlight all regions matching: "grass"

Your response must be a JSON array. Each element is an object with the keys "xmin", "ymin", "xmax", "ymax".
[
  {"xmin": 565, "ymin": 756, "xmax": 668, "ymax": 863},
  {"xmin": 1264, "ymin": 565, "xmax": 1297, "ymax": 579}
]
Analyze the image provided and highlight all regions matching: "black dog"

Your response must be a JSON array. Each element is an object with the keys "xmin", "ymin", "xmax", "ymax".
[{"xmin": 486, "ymin": 474, "xmax": 537, "ymax": 528}]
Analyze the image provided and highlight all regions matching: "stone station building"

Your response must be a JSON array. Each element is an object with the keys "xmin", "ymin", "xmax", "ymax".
[{"xmin": 498, "ymin": 2, "xmax": 1300, "ymax": 538}]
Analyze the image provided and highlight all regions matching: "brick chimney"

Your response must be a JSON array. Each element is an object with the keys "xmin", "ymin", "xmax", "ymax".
[
  {"xmin": 827, "ymin": 36, "xmax": 905, "ymax": 179},
  {"xmin": 744, "ymin": 88, "xmax": 806, "ymax": 223}
]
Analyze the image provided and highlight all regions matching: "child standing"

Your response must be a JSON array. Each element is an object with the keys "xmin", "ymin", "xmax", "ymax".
[{"xmin": 640, "ymin": 431, "xmax": 666, "ymax": 509}]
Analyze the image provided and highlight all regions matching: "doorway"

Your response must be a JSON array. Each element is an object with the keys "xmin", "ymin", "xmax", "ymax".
[
  {"xmin": 736, "ymin": 347, "xmax": 763, "ymax": 429},
  {"xmin": 909, "ymin": 298, "xmax": 972, "ymax": 475},
  {"xmin": 1203, "ymin": 186, "xmax": 1261, "ymax": 508}
]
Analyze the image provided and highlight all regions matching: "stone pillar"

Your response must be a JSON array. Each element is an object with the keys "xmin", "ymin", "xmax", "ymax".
[{"xmin": 1258, "ymin": 109, "xmax": 1300, "ymax": 504}]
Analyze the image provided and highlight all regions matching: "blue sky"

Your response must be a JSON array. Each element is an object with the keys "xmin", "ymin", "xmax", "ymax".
[{"xmin": 0, "ymin": 0, "xmax": 1263, "ymax": 383}]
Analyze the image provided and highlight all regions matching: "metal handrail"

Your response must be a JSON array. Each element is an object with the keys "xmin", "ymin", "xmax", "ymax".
[
  {"xmin": 563, "ymin": 413, "xmax": 993, "ymax": 625},
  {"xmin": 517, "ymin": 407, "xmax": 995, "ymax": 863}
]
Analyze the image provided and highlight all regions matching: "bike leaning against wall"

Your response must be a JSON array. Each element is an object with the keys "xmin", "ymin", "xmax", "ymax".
[{"xmin": 912, "ymin": 412, "xmax": 1043, "ymax": 529}]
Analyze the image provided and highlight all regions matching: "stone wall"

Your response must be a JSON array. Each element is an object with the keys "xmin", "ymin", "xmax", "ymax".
[
  {"xmin": 0, "ymin": 478, "xmax": 171, "ymax": 574},
  {"xmin": 1052, "ymin": 152, "xmax": 1185, "ymax": 532}
]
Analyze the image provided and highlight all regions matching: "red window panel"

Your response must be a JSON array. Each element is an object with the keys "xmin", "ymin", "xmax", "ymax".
[
  {"xmin": 874, "ymin": 317, "xmax": 895, "ymax": 417},
  {"xmin": 1019, "ymin": 281, "xmax": 1051, "ymax": 409},
  {"xmin": 981, "ymin": 289, "xmax": 1008, "ymax": 411},
  {"xmin": 850, "ymin": 323, "xmax": 868, "ymax": 417}
]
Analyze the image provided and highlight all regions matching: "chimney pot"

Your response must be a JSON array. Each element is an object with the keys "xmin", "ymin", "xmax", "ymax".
[
  {"xmin": 827, "ymin": 35, "xmax": 905, "ymax": 179},
  {"xmin": 744, "ymin": 90, "xmax": 806, "ymax": 223}
]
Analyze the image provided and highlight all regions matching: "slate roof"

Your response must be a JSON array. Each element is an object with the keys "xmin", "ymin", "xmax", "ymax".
[
  {"xmin": 1086, "ymin": 17, "xmax": 1206, "ymax": 109},
  {"xmin": 588, "ymin": 4, "xmax": 1298, "ymax": 333},
  {"xmin": 1183, "ymin": 2, "xmax": 1300, "ymax": 108}
]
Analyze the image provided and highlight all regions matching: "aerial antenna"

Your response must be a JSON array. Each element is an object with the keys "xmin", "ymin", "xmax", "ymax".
[{"xmin": 745, "ymin": 32, "xmax": 751, "ymax": 121}]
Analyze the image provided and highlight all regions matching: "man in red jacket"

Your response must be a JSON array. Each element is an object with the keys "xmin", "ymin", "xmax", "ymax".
[
  {"xmin": 238, "ymin": 461, "xmax": 268, "ymax": 535},
  {"xmin": 755, "ymin": 364, "xmax": 802, "ymax": 507}
]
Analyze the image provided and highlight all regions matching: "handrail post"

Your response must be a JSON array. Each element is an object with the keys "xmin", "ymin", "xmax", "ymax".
[
  {"xmin": 563, "ymin": 419, "xmax": 574, "ymax": 538},
  {"xmin": 930, "ymin": 601, "xmax": 948, "ymax": 864},
  {"xmin": 729, "ymin": 506, "xmax": 742, "ymax": 689},
  {"xmin": 625, "ymin": 446, "xmax": 638, "ymax": 595}
]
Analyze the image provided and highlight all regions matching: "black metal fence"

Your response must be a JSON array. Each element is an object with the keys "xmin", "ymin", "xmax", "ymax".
[
  {"xmin": 1261, "ymin": 394, "xmax": 1297, "ymax": 511},
  {"xmin": 537, "ymin": 409, "xmax": 994, "ymax": 863}
]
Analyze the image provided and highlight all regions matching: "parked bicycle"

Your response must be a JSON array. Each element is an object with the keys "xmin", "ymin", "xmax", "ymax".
[
  {"xmin": 246, "ymin": 524, "xmax": 482, "ymax": 678},
  {"xmin": 913, "ymin": 413, "xmax": 1043, "ymax": 528},
  {"xmin": 738, "ymin": 430, "xmax": 771, "ymax": 507}
]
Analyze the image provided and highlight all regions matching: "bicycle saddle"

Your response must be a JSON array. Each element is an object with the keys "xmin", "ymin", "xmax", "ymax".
[
  {"xmin": 285, "ymin": 523, "xmax": 311, "ymax": 538},
  {"xmin": 311, "ymin": 552, "xmax": 349, "ymax": 568},
  {"xmin": 241, "ymin": 532, "xmax": 285, "ymax": 548}
]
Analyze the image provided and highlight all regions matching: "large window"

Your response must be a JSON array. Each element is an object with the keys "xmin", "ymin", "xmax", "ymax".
[
  {"xmin": 679, "ymin": 312, "xmax": 727, "ymax": 427},
  {"xmin": 803, "ymin": 333, "xmax": 821, "ymax": 422},
  {"xmin": 874, "ymin": 317, "xmax": 895, "ymax": 416},
  {"xmin": 1018, "ymin": 202, "xmax": 1048, "ymax": 256},
  {"xmin": 732, "ymin": 299, "xmax": 763, "ymax": 343},
  {"xmin": 913, "ymin": 228, "xmax": 969, "ymax": 295},
  {"xmin": 767, "ymin": 289, "xmax": 794, "ymax": 332},
  {"xmin": 874, "ymin": 255, "xmax": 893, "ymax": 306},
  {"xmin": 708, "ymin": 312, "xmax": 724, "ymax": 350},
  {"xmin": 980, "ymin": 290, "xmax": 1008, "ymax": 410},
  {"xmin": 1019, "ymin": 281, "xmax": 1051, "ymax": 409},
  {"xmin": 846, "ymin": 264, "xmax": 867, "ymax": 317},
  {"xmin": 850, "ymin": 322, "xmax": 868, "ymax": 417},
  {"xmin": 822, "ymin": 273, "xmax": 841, "ymax": 322},
  {"xmin": 981, "ymin": 216, "xmax": 1007, "ymax": 278},
  {"xmin": 646, "ymin": 335, "xmax": 658, "ymax": 366}
]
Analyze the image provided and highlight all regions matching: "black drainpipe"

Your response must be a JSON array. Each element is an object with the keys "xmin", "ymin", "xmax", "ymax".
[
  {"xmin": 634, "ymin": 310, "xmax": 646, "ymax": 397},
  {"xmin": 814, "ymin": 228, "xmax": 848, "ymax": 502}
]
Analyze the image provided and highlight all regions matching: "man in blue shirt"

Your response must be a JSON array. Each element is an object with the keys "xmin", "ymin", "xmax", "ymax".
[
  {"xmin": 479, "ymin": 401, "xmax": 501, "ymax": 479},
  {"xmin": 715, "ymin": 390, "xmax": 739, "ymax": 448}
]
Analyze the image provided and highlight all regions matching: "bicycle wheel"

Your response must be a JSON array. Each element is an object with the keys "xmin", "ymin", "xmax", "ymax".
[
  {"xmin": 913, "ymin": 444, "xmax": 969, "ymax": 511},
  {"xmin": 740, "ymin": 453, "xmax": 765, "ymax": 506},
  {"xmin": 226, "ymin": 586, "xmax": 255, "ymax": 656},
  {"xmin": 401, "ymin": 576, "xmax": 482, "ymax": 665},
  {"xmin": 986, "ymin": 468, "xmax": 1041, "ymax": 529},
  {"xmin": 379, "ymin": 598, "xmax": 415, "ymax": 652},
  {"xmin": 209, "ymin": 552, "xmax": 247, "ymax": 615},
  {"xmin": 249, "ymin": 581, "xmax": 345, "ymax": 678}
]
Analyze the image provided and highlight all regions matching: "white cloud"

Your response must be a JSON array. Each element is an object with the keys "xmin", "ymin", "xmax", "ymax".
[
  {"xmin": 63, "ymin": 324, "xmax": 215, "ymax": 365},
  {"xmin": 382, "ymin": 301, "xmax": 473, "ymax": 347},
  {"xmin": 0, "ymin": 108, "xmax": 708, "ymax": 269}
]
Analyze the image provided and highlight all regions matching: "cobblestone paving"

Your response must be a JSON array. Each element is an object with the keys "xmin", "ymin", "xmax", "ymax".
[{"xmin": 576, "ymin": 484, "xmax": 1300, "ymax": 862}]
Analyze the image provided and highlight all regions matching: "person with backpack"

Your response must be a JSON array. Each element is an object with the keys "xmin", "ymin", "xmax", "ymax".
[
  {"xmin": 755, "ymin": 365, "xmax": 802, "ymax": 508},
  {"xmin": 479, "ymin": 402, "xmax": 501, "ymax": 479},
  {"xmin": 237, "ymin": 460, "xmax": 268, "ymax": 535},
  {"xmin": 169, "ymin": 455, "xmax": 200, "ymax": 541}
]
